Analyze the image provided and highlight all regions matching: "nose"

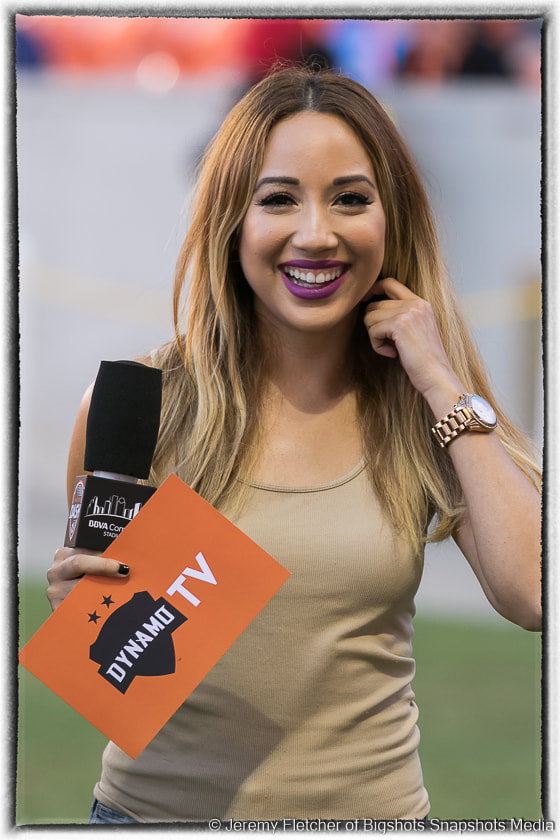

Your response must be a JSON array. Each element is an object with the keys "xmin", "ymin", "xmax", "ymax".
[{"xmin": 290, "ymin": 203, "xmax": 338, "ymax": 253}]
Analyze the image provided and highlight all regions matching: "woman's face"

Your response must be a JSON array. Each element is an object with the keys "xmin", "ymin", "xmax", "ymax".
[{"xmin": 238, "ymin": 111, "xmax": 386, "ymax": 338}]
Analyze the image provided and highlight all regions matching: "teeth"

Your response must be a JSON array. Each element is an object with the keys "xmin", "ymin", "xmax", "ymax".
[{"xmin": 284, "ymin": 266, "xmax": 344, "ymax": 287}]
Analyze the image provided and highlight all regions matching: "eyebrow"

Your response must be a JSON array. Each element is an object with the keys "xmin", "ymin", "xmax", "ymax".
[
  {"xmin": 254, "ymin": 174, "xmax": 376, "ymax": 190},
  {"xmin": 254, "ymin": 176, "xmax": 299, "ymax": 190},
  {"xmin": 333, "ymin": 175, "xmax": 376, "ymax": 189}
]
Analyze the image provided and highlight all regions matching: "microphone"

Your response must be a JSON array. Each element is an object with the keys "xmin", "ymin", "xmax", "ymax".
[{"xmin": 64, "ymin": 360, "xmax": 163, "ymax": 552}]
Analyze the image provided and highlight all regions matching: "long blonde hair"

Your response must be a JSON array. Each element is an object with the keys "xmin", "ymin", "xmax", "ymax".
[{"xmin": 151, "ymin": 66, "xmax": 541, "ymax": 552}]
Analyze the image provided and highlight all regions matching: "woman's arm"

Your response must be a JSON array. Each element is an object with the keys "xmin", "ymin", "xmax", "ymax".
[
  {"xmin": 425, "ymin": 383, "xmax": 542, "ymax": 631},
  {"xmin": 47, "ymin": 385, "xmax": 130, "ymax": 611},
  {"xmin": 65, "ymin": 384, "xmax": 92, "ymax": 503},
  {"xmin": 364, "ymin": 277, "xmax": 542, "ymax": 631}
]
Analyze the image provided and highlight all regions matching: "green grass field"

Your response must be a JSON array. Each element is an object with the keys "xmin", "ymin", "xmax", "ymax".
[{"xmin": 16, "ymin": 578, "xmax": 542, "ymax": 825}]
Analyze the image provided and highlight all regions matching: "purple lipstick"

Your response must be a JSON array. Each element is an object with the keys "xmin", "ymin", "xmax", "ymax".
[{"xmin": 280, "ymin": 260, "xmax": 349, "ymax": 300}]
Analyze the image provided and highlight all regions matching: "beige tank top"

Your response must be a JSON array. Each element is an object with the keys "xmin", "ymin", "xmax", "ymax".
[{"xmin": 94, "ymin": 460, "xmax": 430, "ymax": 821}]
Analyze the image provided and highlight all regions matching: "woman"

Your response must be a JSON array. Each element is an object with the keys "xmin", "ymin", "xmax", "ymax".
[{"xmin": 47, "ymin": 66, "xmax": 542, "ymax": 823}]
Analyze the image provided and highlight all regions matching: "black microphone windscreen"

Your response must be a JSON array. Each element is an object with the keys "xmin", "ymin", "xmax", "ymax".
[{"xmin": 84, "ymin": 360, "xmax": 163, "ymax": 479}]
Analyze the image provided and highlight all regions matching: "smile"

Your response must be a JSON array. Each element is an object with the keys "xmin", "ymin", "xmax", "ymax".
[
  {"xmin": 279, "ymin": 262, "xmax": 349, "ymax": 300},
  {"xmin": 283, "ymin": 266, "xmax": 345, "ymax": 288}
]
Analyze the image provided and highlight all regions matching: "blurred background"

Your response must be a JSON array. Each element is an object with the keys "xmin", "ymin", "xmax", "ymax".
[{"xmin": 15, "ymin": 14, "xmax": 544, "ymax": 825}]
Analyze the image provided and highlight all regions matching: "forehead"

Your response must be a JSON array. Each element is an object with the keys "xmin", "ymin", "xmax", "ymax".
[{"xmin": 259, "ymin": 112, "xmax": 375, "ymax": 179}]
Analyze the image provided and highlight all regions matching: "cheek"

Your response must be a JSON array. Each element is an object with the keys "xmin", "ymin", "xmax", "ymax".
[
  {"xmin": 350, "ymin": 208, "xmax": 385, "ymax": 245},
  {"xmin": 371, "ymin": 216, "xmax": 386, "ymax": 265},
  {"xmin": 239, "ymin": 217, "xmax": 286, "ymax": 270},
  {"xmin": 357, "ymin": 221, "xmax": 386, "ymax": 267},
  {"xmin": 357, "ymin": 222, "xmax": 386, "ymax": 302}
]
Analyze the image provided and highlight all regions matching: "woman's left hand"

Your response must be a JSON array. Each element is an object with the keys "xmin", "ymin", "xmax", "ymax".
[
  {"xmin": 365, "ymin": 280, "xmax": 541, "ymax": 631},
  {"xmin": 363, "ymin": 277, "xmax": 462, "ymax": 404}
]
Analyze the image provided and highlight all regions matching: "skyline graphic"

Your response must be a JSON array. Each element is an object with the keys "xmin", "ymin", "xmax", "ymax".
[{"xmin": 86, "ymin": 493, "xmax": 144, "ymax": 521}]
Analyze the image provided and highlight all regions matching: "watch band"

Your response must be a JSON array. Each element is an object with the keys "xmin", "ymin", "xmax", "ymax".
[
  {"xmin": 431, "ymin": 402, "xmax": 473, "ymax": 448},
  {"xmin": 431, "ymin": 393, "xmax": 496, "ymax": 449}
]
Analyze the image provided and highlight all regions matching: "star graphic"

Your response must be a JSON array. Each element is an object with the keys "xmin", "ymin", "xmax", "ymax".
[
  {"xmin": 102, "ymin": 595, "xmax": 114, "ymax": 608},
  {"xmin": 88, "ymin": 611, "xmax": 100, "ymax": 624}
]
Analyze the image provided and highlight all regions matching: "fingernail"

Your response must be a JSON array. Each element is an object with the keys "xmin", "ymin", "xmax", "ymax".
[{"xmin": 118, "ymin": 564, "xmax": 130, "ymax": 575}]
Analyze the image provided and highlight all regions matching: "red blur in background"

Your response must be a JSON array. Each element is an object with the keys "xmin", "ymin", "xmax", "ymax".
[{"xmin": 15, "ymin": 15, "xmax": 541, "ymax": 88}]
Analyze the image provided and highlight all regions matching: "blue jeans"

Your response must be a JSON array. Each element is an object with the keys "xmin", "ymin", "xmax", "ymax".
[
  {"xmin": 88, "ymin": 799, "xmax": 430, "ymax": 826},
  {"xmin": 89, "ymin": 798, "xmax": 139, "ymax": 824}
]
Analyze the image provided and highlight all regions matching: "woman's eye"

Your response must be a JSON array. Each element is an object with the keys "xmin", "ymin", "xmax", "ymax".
[
  {"xmin": 335, "ymin": 192, "xmax": 373, "ymax": 207},
  {"xmin": 257, "ymin": 192, "xmax": 296, "ymax": 208}
]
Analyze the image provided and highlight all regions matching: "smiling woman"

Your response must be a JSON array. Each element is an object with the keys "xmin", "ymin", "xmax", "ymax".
[
  {"xmin": 240, "ymin": 111, "xmax": 386, "ymax": 319},
  {"xmin": 46, "ymin": 65, "xmax": 542, "ymax": 824}
]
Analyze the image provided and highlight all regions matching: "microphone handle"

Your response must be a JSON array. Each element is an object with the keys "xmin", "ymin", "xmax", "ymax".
[{"xmin": 64, "ymin": 473, "xmax": 156, "ymax": 552}]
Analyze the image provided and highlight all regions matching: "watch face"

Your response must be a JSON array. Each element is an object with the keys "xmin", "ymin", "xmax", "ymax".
[{"xmin": 469, "ymin": 395, "xmax": 497, "ymax": 427}]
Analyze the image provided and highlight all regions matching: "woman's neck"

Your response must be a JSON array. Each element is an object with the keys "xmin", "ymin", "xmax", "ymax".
[
  {"xmin": 258, "ymin": 317, "xmax": 357, "ymax": 412},
  {"xmin": 249, "ymin": 314, "xmax": 363, "ymax": 487}
]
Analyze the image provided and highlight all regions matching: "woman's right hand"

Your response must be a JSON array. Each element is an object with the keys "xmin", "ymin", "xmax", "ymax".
[{"xmin": 47, "ymin": 547, "xmax": 130, "ymax": 612}]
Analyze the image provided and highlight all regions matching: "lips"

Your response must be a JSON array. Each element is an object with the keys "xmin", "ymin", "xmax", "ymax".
[{"xmin": 279, "ymin": 261, "xmax": 349, "ymax": 300}]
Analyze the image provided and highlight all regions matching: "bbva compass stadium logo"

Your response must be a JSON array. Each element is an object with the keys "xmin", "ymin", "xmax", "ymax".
[
  {"xmin": 89, "ymin": 590, "xmax": 187, "ymax": 694},
  {"xmin": 67, "ymin": 479, "xmax": 85, "ymax": 542}
]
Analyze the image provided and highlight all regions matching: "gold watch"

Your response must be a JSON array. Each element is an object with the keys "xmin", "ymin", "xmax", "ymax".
[{"xmin": 431, "ymin": 393, "xmax": 497, "ymax": 448}]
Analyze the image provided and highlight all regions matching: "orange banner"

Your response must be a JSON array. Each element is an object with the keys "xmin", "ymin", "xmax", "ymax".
[{"xmin": 19, "ymin": 474, "xmax": 290, "ymax": 758}]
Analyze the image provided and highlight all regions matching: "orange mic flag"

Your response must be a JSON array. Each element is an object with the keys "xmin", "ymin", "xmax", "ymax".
[{"xmin": 19, "ymin": 474, "xmax": 290, "ymax": 758}]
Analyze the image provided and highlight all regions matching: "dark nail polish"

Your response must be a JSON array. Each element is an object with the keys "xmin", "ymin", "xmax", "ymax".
[{"xmin": 118, "ymin": 564, "xmax": 130, "ymax": 576}]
